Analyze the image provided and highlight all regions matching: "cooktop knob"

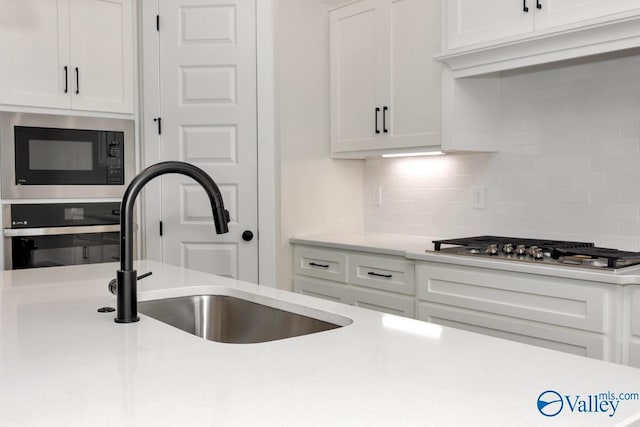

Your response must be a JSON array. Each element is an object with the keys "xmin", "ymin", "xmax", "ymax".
[
  {"xmin": 515, "ymin": 244, "xmax": 526, "ymax": 256},
  {"xmin": 533, "ymin": 248, "xmax": 544, "ymax": 260},
  {"xmin": 502, "ymin": 243, "xmax": 514, "ymax": 254},
  {"xmin": 485, "ymin": 244, "xmax": 498, "ymax": 255}
]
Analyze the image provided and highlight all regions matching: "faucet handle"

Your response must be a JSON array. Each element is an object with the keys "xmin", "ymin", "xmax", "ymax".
[
  {"xmin": 108, "ymin": 271, "xmax": 153, "ymax": 295},
  {"xmin": 108, "ymin": 278, "xmax": 117, "ymax": 295}
]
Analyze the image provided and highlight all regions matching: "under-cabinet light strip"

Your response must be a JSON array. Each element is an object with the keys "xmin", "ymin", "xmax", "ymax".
[{"xmin": 381, "ymin": 151, "xmax": 445, "ymax": 158}]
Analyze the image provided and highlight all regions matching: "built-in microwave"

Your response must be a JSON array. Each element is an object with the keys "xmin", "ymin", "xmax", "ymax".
[{"xmin": 0, "ymin": 112, "xmax": 134, "ymax": 199}]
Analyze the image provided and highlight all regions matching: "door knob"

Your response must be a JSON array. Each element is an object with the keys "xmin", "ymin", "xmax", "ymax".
[{"xmin": 242, "ymin": 230, "xmax": 254, "ymax": 241}]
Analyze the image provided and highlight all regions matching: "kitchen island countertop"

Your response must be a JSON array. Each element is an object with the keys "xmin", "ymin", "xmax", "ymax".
[{"xmin": 1, "ymin": 260, "xmax": 640, "ymax": 426}]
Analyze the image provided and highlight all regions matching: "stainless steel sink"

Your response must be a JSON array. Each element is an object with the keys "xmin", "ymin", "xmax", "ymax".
[{"xmin": 138, "ymin": 294, "xmax": 347, "ymax": 343}]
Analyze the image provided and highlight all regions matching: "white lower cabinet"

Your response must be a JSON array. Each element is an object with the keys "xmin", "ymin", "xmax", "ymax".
[
  {"xmin": 291, "ymin": 243, "xmax": 633, "ymax": 364},
  {"xmin": 351, "ymin": 286, "xmax": 415, "ymax": 317},
  {"xmin": 348, "ymin": 253, "xmax": 415, "ymax": 295},
  {"xmin": 293, "ymin": 245, "xmax": 415, "ymax": 318},
  {"xmin": 623, "ymin": 286, "xmax": 640, "ymax": 368},
  {"xmin": 293, "ymin": 246, "xmax": 348, "ymax": 283},
  {"xmin": 418, "ymin": 302, "xmax": 607, "ymax": 359},
  {"xmin": 416, "ymin": 261, "xmax": 618, "ymax": 362},
  {"xmin": 294, "ymin": 276, "xmax": 350, "ymax": 304}
]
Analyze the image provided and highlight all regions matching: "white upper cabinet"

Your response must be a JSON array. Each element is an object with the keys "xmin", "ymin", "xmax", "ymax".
[
  {"xmin": 447, "ymin": 0, "xmax": 640, "ymax": 50},
  {"xmin": 0, "ymin": 0, "xmax": 134, "ymax": 114},
  {"xmin": 328, "ymin": 0, "xmax": 443, "ymax": 158},
  {"xmin": 388, "ymin": 0, "xmax": 441, "ymax": 153},
  {"xmin": 534, "ymin": 0, "xmax": 640, "ymax": 31},
  {"xmin": 330, "ymin": 0, "xmax": 380, "ymax": 152},
  {"xmin": 447, "ymin": 0, "xmax": 533, "ymax": 49},
  {"xmin": 0, "ymin": 0, "xmax": 70, "ymax": 109},
  {"xmin": 67, "ymin": 0, "xmax": 134, "ymax": 113},
  {"xmin": 440, "ymin": 0, "xmax": 640, "ymax": 77}
]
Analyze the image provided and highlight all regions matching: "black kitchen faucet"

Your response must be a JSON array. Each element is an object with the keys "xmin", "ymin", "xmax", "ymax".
[{"xmin": 114, "ymin": 161, "xmax": 230, "ymax": 323}]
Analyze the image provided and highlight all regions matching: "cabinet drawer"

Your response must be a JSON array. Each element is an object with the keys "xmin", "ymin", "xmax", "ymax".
[
  {"xmin": 351, "ymin": 286, "xmax": 415, "ymax": 318},
  {"xmin": 417, "ymin": 263, "xmax": 609, "ymax": 333},
  {"xmin": 294, "ymin": 276, "xmax": 349, "ymax": 304},
  {"xmin": 348, "ymin": 254, "xmax": 415, "ymax": 295},
  {"xmin": 418, "ymin": 302, "xmax": 608, "ymax": 360},
  {"xmin": 293, "ymin": 246, "xmax": 347, "ymax": 283}
]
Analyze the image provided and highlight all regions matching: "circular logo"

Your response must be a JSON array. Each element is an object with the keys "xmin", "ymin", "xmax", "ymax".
[{"xmin": 537, "ymin": 390, "xmax": 563, "ymax": 417}]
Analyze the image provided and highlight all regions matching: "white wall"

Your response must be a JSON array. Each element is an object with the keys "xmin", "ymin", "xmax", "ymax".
[
  {"xmin": 275, "ymin": 0, "xmax": 364, "ymax": 290},
  {"xmin": 365, "ymin": 51, "xmax": 640, "ymax": 250}
]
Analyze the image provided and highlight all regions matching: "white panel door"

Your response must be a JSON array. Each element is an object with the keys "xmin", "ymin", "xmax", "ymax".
[
  {"xmin": 68, "ymin": 0, "xmax": 134, "ymax": 113},
  {"xmin": 446, "ymin": 0, "xmax": 534, "ymax": 49},
  {"xmin": 158, "ymin": 0, "xmax": 258, "ymax": 282},
  {"xmin": 533, "ymin": 0, "xmax": 640, "ymax": 30},
  {"xmin": 0, "ymin": 0, "xmax": 70, "ymax": 108},
  {"xmin": 329, "ymin": 0, "xmax": 382, "ymax": 153}
]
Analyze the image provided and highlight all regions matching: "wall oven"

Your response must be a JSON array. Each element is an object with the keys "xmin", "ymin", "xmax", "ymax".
[
  {"xmin": 3, "ymin": 202, "xmax": 121, "ymax": 269},
  {"xmin": 0, "ymin": 112, "xmax": 134, "ymax": 199}
]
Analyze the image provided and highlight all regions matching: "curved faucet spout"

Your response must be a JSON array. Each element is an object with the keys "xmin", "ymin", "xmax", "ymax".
[{"xmin": 115, "ymin": 161, "xmax": 230, "ymax": 323}]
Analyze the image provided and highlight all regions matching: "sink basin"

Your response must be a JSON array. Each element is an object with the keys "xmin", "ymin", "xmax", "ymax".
[{"xmin": 138, "ymin": 294, "xmax": 348, "ymax": 343}]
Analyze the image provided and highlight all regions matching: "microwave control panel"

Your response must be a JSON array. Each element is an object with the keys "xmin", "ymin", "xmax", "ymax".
[{"xmin": 106, "ymin": 132, "xmax": 124, "ymax": 184}]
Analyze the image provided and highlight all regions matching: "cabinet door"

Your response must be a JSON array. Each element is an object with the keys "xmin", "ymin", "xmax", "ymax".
[
  {"xmin": 626, "ymin": 286, "xmax": 640, "ymax": 367},
  {"xmin": 68, "ymin": 0, "xmax": 134, "ymax": 113},
  {"xmin": 329, "ymin": 0, "xmax": 383, "ymax": 153},
  {"xmin": 351, "ymin": 286, "xmax": 415, "ymax": 318},
  {"xmin": 294, "ymin": 276, "xmax": 350, "ymax": 305},
  {"xmin": 380, "ymin": 0, "xmax": 440, "ymax": 150},
  {"xmin": 417, "ymin": 263, "xmax": 609, "ymax": 333},
  {"xmin": 418, "ymin": 302, "xmax": 608, "ymax": 360},
  {"xmin": 534, "ymin": 0, "xmax": 640, "ymax": 31},
  {"xmin": 0, "ymin": 0, "xmax": 70, "ymax": 108},
  {"xmin": 446, "ymin": 0, "xmax": 534, "ymax": 49}
]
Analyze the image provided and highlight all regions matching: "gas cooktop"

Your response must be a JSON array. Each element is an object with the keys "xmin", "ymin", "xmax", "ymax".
[{"xmin": 432, "ymin": 235, "xmax": 640, "ymax": 271}]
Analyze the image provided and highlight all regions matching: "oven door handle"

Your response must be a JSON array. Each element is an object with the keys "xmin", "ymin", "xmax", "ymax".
[{"xmin": 3, "ymin": 224, "xmax": 120, "ymax": 237}]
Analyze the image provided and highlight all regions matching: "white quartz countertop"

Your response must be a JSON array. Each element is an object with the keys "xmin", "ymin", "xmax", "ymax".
[
  {"xmin": 2, "ymin": 260, "xmax": 640, "ymax": 426},
  {"xmin": 291, "ymin": 232, "xmax": 640, "ymax": 284},
  {"xmin": 290, "ymin": 232, "xmax": 435, "ymax": 256}
]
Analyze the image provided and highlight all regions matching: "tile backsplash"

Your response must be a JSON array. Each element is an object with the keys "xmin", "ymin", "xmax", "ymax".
[{"xmin": 364, "ymin": 51, "xmax": 640, "ymax": 250}]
